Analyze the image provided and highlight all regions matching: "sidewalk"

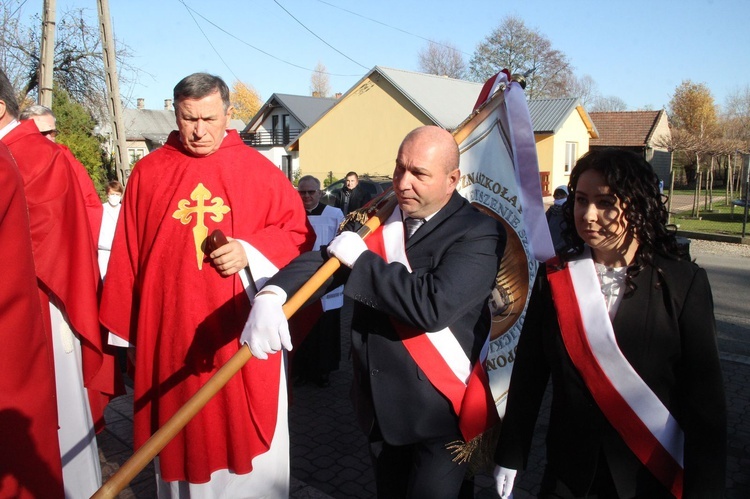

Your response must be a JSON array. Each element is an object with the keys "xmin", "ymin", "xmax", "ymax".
[{"xmin": 98, "ymin": 343, "xmax": 750, "ymax": 498}]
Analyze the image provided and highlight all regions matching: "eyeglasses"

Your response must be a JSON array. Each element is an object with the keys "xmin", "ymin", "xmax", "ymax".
[
  {"xmin": 41, "ymin": 129, "xmax": 58, "ymax": 137},
  {"xmin": 298, "ymin": 190, "xmax": 318, "ymax": 195}
]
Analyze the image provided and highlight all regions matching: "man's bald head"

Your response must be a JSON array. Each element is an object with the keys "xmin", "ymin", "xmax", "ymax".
[
  {"xmin": 393, "ymin": 126, "xmax": 461, "ymax": 219},
  {"xmin": 398, "ymin": 126, "xmax": 460, "ymax": 174}
]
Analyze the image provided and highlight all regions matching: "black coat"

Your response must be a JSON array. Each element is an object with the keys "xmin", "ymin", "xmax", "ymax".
[
  {"xmin": 268, "ymin": 191, "xmax": 506, "ymax": 444},
  {"xmin": 494, "ymin": 255, "xmax": 727, "ymax": 498},
  {"xmin": 334, "ymin": 185, "xmax": 371, "ymax": 214}
]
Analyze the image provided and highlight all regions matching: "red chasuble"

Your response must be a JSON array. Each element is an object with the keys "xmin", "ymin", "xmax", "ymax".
[
  {"xmin": 2, "ymin": 120, "xmax": 123, "ymax": 430},
  {"xmin": 58, "ymin": 143, "xmax": 103, "ymax": 243},
  {"xmin": 0, "ymin": 143, "xmax": 64, "ymax": 499},
  {"xmin": 100, "ymin": 130, "xmax": 313, "ymax": 483}
]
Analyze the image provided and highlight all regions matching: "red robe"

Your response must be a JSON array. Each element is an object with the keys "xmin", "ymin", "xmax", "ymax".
[
  {"xmin": 58, "ymin": 143, "xmax": 103, "ymax": 243},
  {"xmin": 2, "ymin": 120, "xmax": 123, "ymax": 430},
  {"xmin": 100, "ymin": 130, "xmax": 314, "ymax": 483},
  {"xmin": 0, "ymin": 142, "xmax": 64, "ymax": 499}
]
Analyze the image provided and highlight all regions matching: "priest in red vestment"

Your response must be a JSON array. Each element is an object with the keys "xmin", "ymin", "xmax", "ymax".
[
  {"xmin": 19, "ymin": 104, "xmax": 103, "ymax": 243},
  {"xmin": 0, "ymin": 69, "xmax": 122, "ymax": 498},
  {"xmin": 0, "ymin": 141, "xmax": 64, "ymax": 499},
  {"xmin": 100, "ymin": 73, "xmax": 313, "ymax": 497}
]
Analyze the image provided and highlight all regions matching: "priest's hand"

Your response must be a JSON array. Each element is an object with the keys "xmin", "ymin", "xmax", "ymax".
[
  {"xmin": 493, "ymin": 465, "xmax": 517, "ymax": 499},
  {"xmin": 240, "ymin": 286, "xmax": 291, "ymax": 360},
  {"xmin": 327, "ymin": 231, "xmax": 367, "ymax": 268},
  {"xmin": 209, "ymin": 236, "xmax": 248, "ymax": 277}
]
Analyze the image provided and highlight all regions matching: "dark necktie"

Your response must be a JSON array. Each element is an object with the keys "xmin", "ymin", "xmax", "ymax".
[{"xmin": 404, "ymin": 217, "xmax": 425, "ymax": 240}]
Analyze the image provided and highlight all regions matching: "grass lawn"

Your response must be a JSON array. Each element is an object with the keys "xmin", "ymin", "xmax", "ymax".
[{"xmin": 671, "ymin": 200, "xmax": 749, "ymax": 236}]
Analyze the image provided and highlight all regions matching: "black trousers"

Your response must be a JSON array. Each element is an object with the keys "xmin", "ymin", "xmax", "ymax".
[{"xmin": 369, "ymin": 430, "xmax": 473, "ymax": 499}]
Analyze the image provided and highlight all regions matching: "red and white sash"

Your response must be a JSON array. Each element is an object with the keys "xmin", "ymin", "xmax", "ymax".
[
  {"xmin": 364, "ymin": 207, "xmax": 498, "ymax": 441},
  {"xmin": 547, "ymin": 252, "xmax": 684, "ymax": 498}
]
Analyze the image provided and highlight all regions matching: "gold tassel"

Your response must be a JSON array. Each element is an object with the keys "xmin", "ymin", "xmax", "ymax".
[
  {"xmin": 337, "ymin": 189, "xmax": 395, "ymax": 234},
  {"xmin": 446, "ymin": 420, "xmax": 503, "ymax": 476}
]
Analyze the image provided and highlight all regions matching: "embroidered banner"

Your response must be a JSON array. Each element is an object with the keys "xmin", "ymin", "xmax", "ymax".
[{"xmin": 453, "ymin": 70, "xmax": 554, "ymax": 417}]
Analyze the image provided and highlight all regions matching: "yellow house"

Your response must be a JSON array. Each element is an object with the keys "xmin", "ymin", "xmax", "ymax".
[
  {"xmin": 528, "ymin": 97, "xmax": 598, "ymax": 196},
  {"xmin": 289, "ymin": 66, "xmax": 483, "ymax": 182},
  {"xmin": 289, "ymin": 66, "xmax": 598, "ymax": 193}
]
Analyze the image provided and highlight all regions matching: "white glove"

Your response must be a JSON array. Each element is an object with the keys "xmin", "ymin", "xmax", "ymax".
[
  {"xmin": 327, "ymin": 231, "xmax": 367, "ymax": 268},
  {"xmin": 240, "ymin": 286, "xmax": 291, "ymax": 360},
  {"xmin": 493, "ymin": 465, "xmax": 517, "ymax": 499}
]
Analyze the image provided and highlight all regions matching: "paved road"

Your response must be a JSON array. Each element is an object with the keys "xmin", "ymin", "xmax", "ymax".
[
  {"xmin": 97, "ymin": 238, "xmax": 750, "ymax": 498},
  {"xmin": 694, "ymin": 252, "xmax": 750, "ymax": 357}
]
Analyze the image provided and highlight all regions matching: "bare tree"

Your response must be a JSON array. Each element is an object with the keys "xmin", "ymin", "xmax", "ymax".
[
  {"xmin": 0, "ymin": 5, "xmax": 139, "ymax": 119},
  {"xmin": 722, "ymin": 85, "xmax": 750, "ymax": 146},
  {"xmin": 310, "ymin": 61, "xmax": 330, "ymax": 98},
  {"xmin": 589, "ymin": 95, "xmax": 628, "ymax": 112},
  {"xmin": 468, "ymin": 15, "xmax": 573, "ymax": 99},
  {"xmin": 567, "ymin": 74, "xmax": 599, "ymax": 108},
  {"xmin": 417, "ymin": 41, "xmax": 466, "ymax": 79}
]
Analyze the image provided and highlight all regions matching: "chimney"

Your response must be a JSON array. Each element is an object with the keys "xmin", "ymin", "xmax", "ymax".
[
  {"xmin": 164, "ymin": 99, "xmax": 173, "ymax": 111},
  {"xmin": 137, "ymin": 98, "xmax": 145, "ymax": 110},
  {"xmin": 334, "ymin": 92, "xmax": 342, "ymax": 99}
]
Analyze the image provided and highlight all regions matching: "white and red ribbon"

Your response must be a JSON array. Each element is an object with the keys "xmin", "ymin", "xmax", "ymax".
[
  {"xmin": 364, "ymin": 207, "xmax": 498, "ymax": 441},
  {"xmin": 547, "ymin": 252, "xmax": 684, "ymax": 498}
]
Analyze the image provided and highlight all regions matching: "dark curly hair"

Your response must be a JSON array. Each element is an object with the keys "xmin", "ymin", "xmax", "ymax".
[{"xmin": 560, "ymin": 148, "xmax": 684, "ymax": 292}]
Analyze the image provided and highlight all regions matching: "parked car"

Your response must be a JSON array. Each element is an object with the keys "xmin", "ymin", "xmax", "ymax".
[{"xmin": 321, "ymin": 175, "xmax": 392, "ymax": 207}]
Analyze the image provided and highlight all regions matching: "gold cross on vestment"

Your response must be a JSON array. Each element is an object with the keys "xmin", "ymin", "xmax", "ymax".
[{"xmin": 172, "ymin": 183, "xmax": 231, "ymax": 270}]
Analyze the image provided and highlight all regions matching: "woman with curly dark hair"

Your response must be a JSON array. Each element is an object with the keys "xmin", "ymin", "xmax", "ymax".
[{"xmin": 492, "ymin": 148, "xmax": 726, "ymax": 498}]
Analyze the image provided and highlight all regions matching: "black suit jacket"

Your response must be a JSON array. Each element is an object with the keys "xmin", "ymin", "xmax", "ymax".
[
  {"xmin": 269, "ymin": 191, "xmax": 506, "ymax": 445},
  {"xmin": 335, "ymin": 184, "xmax": 371, "ymax": 214},
  {"xmin": 494, "ymin": 255, "xmax": 727, "ymax": 498}
]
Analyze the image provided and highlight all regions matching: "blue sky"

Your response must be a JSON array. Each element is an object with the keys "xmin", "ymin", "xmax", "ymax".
[{"xmin": 18, "ymin": 0, "xmax": 750, "ymax": 114}]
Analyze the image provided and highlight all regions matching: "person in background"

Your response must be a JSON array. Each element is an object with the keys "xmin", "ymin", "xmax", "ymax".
[
  {"xmin": 243, "ymin": 126, "xmax": 506, "ymax": 499},
  {"xmin": 100, "ymin": 72, "xmax": 313, "ymax": 498},
  {"xmin": 19, "ymin": 104, "xmax": 103, "ymax": 243},
  {"xmin": 289, "ymin": 175, "xmax": 345, "ymax": 387},
  {"xmin": 335, "ymin": 171, "xmax": 371, "ymax": 214},
  {"xmin": 98, "ymin": 180, "xmax": 124, "ymax": 278},
  {"xmin": 0, "ymin": 68, "xmax": 121, "ymax": 498},
  {"xmin": 0, "ymin": 138, "xmax": 64, "ymax": 499},
  {"xmin": 546, "ymin": 184, "xmax": 569, "ymax": 254},
  {"xmin": 493, "ymin": 148, "xmax": 726, "ymax": 499}
]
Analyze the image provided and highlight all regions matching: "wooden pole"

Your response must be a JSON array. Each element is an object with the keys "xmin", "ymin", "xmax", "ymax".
[
  {"xmin": 91, "ymin": 193, "xmax": 397, "ymax": 499},
  {"xmin": 38, "ymin": 0, "xmax": 55, "ymax": 107},
  {"xmin": 97, "ymin": 0, "xmax": 130, "ymax": 185}
]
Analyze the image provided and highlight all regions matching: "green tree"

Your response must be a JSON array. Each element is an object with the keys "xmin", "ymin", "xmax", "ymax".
[
  {"xmin": 51, "ymin": 86, "xmax": 107, "ymax": 195},
  {"xmin": 468, "ymin": 15, "xmax": 573, "ymax": 99}
]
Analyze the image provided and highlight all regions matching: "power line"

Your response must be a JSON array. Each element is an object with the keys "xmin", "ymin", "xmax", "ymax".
[
  {"xmin": 180, "ymin": 0, "xmax": 240, "ymax": 82},
  {"xmin": 9, "ymin": 0, "xmax": 29, "ymax": 19},
  {"xmin": 315, "ymin": 0, "xmax": 473, "ymax": 58},
  {"xmin": 179, "ymin": 1, "xmax": 362, "ymax": 77},
  {"xmin": 272, "ymin": 0, "xmax": 369, "ymax": 70}
]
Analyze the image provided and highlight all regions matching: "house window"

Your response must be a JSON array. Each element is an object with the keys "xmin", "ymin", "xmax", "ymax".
[
  {"xmin": 272, "ymin": 115, "xmax": 280, "ymax": 145},
  {"xmin": 282, "ymin": 155, "xmax": 292, "ymax": 180},
  {"xmin": 128, "ymin": 148, "xmax": 146, "ymax": 166},
  {"xmin": 564, "ymin": 142, "xmax": 578, "ymax": 174},
  {"xmin": 282, "ymin": 114, "xmax": 290, "ymax": 144}
]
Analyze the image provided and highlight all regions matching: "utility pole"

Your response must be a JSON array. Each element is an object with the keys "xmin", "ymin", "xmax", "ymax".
[
  {"xmin": 38, "ymin": 0, "xmax": 56, "ymax": 107},
  {"xmin": 97, "ymin": 0, "xmax": 129, "ymax": 184}
]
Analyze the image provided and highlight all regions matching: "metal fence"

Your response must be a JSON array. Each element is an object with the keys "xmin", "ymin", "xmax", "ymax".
[{"xmin": 667, "ymin": 164, "xmax": 750, "ymax": 238}]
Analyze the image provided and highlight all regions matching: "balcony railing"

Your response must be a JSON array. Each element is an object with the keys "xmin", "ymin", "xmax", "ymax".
[{"xmin": 242, "ymin": 129, "xmax": 302, "ymax": 147}]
